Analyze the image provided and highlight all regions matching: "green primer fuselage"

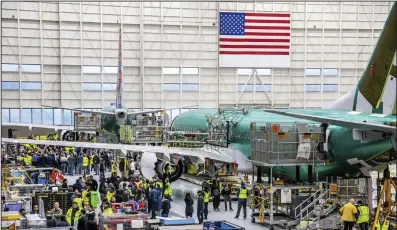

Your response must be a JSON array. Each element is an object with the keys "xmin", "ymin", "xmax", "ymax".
[
  {"xmin": 171, "ymin": 108, "xmax": 395, "ymax": 180},
  {"xmin": 100, "ymin": 106, "xmax": 133, "ymax": 135}
]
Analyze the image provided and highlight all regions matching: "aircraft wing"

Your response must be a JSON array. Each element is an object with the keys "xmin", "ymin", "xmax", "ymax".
[
  {"xmin": 41, "ymin": 105, "xmax": 114, "ymax": 115},
  {"xmin": 264, "ymin": 109, "xmax": 396, "ymax": 134},
  {"xmin": 127, "ymin": 109, "xmax": 165, "ymax": 115},
  {"xmin": 1, "ymin": 138, "xmax": 233, "ymax": 163},
  {"xmin": 2, "ymin": 122, "xmax": 74, "ymax": 131},
  {"xmin": 1, "ymin": 122, "xmax": 74, "ymax": 137}
]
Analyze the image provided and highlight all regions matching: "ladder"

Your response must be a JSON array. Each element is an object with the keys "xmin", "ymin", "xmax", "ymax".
[
  {"xmin": 206, "ymin": 107, "xmax": 248, "ymax": 148},
  {"xmin": 295, "ymin": 188, "xmax": 338, "ymax": 222}
]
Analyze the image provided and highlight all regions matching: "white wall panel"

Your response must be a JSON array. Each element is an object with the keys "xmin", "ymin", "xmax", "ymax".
[{"xmin": 1, "ymin": 1, "xmax": 391, "ymax": 124}]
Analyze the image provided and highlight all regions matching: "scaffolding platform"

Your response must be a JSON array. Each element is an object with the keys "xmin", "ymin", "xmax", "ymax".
[{"xmin": 250, "ymin": 122, "xmax": 326, "ymax": 167}]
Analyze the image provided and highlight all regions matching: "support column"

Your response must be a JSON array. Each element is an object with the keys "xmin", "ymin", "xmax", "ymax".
[
  {"xmin": 256, "ymin": 166, "xmax": 262, "ymax": 183},
  {"xmin": 308, "ymin": 165, "xmax": 313, "ymax": 184},
  {"xmin": 296, "ymin": 166, "xmax": 300, "ymax": 182}
]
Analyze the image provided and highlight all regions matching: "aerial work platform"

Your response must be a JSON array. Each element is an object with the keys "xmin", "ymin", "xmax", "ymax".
[{"xmin": 250, "ymin": 122, "xmax": 326, "ymax": 167}]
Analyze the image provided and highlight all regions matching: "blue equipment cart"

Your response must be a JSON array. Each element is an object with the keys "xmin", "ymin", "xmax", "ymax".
[{"xmin": 203, "ymin": 221, "xmax": 245, "ymax": 230}]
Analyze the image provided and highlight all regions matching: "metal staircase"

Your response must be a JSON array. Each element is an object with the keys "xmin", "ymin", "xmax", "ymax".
[
  {"xmin": 206, "ymin": 107, "xmax": 249, "ymax": 148},
  {"xmin": 294, "ymin": 187, "xmax": 339, "ymax": 228}
]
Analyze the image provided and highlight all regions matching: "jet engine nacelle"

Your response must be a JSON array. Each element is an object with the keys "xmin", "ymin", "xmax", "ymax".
[
  {"xmin": 140, "ymin": 152, "xmax": 183, "ymax": 182},
  {"xmin": 115, "ymin": 109, "xmax": 128, "ymax": 126}
]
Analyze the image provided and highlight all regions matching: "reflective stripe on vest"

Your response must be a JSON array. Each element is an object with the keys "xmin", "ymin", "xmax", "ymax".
[
  {"xmin": 239, "ymin": 188, "xmax": 247, "ymax": 199},
  {"xmin": 204, "ymin": 192, "xmax": 210, "ymax": 203},
  {"xmin": 357, "ymin": 206, "xmax": 369, "ymax": 223}
]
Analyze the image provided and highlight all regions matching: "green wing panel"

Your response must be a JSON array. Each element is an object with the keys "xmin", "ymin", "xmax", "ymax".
[
  {"xmin": 264, "ymin": 109, "xmax": 396, "ymax": 134},
  {"xmin": 357, "ymin": 2, "xmax": 397, "ymax": 108}
]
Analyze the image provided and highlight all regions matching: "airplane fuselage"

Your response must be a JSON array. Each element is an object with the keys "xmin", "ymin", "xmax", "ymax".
[
  {"xmin": 101, "ymin": 105, "xmax": 132, "ymax": 134},
  {"xmin": 171, "ymin": 108, "xmax": 396, "ymax": 180}
]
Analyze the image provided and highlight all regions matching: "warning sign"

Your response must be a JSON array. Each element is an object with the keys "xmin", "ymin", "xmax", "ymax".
[{"xmin": 329, "ymin": 184, "xmax": 338, "ymax": 195}]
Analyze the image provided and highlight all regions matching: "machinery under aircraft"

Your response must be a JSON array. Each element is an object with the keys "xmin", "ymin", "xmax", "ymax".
[
  {"xmin": 2, "ymin": 4, "xmax": 396, "ymax": 184},
  {"xmin": 170, "ymin": 3, "xmax": 397, "ymax": 181}
]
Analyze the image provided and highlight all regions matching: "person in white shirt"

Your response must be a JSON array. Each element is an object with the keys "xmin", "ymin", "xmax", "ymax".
[{"xmin": 129, "ymin": 160, "xmax": 136, "ymax": 175}]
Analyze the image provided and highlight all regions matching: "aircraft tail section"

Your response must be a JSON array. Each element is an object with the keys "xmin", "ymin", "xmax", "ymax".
[
  {"xmin": 116, "ymin": 28, "xmax": 123, "ymax": 109},
  {"xmin": 327, "ymin": 2, "xmax": 397, "ymax": 115}
]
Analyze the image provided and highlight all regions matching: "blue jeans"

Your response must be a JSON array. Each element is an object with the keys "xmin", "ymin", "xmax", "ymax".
[
  {"xmin": 68, "ymin": 164, "xmax": 75, "ymax": 176},
  {"xmin": 197, "ymin": 211, "xmax": 203, "ymax": 224},
  {"xmin": 76, "ymin": 163, "xmax": 82, "ymax": 174},
  {"xmin": 161, "ymin": 213, "xmax": 168, "ymax": 217},
  {"xmin": 83, "ymin": 166, "xmax": 89, "ymax": 175},
  {"xmin": 359, "ymin": 223, "xmax": 368, "ymax": 230},
  {"xmin": 61, "ymin": 164, "xmax": 67, "ymax": 175}
]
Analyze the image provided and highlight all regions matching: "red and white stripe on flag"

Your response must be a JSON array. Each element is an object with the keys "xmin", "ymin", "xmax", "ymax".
[{"xmin": 218, "ymin": 12, "xmax": 291, "ymax": 68}]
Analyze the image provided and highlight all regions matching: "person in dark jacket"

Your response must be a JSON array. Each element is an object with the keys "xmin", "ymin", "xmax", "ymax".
[
  {"xmin": 77, "ymin": 210, "xmax": 87, "ymax": 230},
  {"xmin": 114, "ymin": 190, "xmax": 124, "ymax": 203},
  {"xmin": 148, "ymin": 185, "xmax": 158, "ymax": 219},
  {"xmin": 161, "ymin": 197, "xmax": 171, "ymax": 217},
  {"xmin": 156, "ymin": 184, "xmax": 162, "ymax": 212},
  {"xmin": 99, "ymin": 160, "xmax": 106, "ymax": 180},
  {"xmin": 76, "ymin": 154, "xmax": 83, "ymax": 175},
  {"xmin": 221, "ymin": 183, "xmax": 233, "ymax": 211},
  {"xmin": 89, "ymin": 176, "xmax": 98, "ymax": 191},
  {"xmin": 67, "ymin": 154, "xmax": 75, "ymax": 176},
  {"xmin": 211, "ymin": 179, "xmax": 221, "ymax": 212},
  {"xmin": 73, "ymin": 179, "xmax": 83, "ymax": 192},
  {"xmin": 39, "ymin": 153, "xmax": 46, "ymax": 167},
  {"xmin": 61, "ymin": 179, "xmax": 68, "ymax": 189},
  {"xmin": 184, "ymin": 193, "xmax": 194, "ymax": 218},
  {"xmin": 47, "ymin": 154, "xmax": 54, "ymax": 168},
  {"xmin": 93, "ymin": 154, "xmax": 100, "ymax": 175},
  {"xmin": 197, "ymin": 191, "xmax": 204, "ymax": 224}
]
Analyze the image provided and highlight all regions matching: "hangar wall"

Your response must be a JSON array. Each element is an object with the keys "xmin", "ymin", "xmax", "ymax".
[{"xmin": 1, "ymin": 2, "xmax": 392, "ymax": 125}]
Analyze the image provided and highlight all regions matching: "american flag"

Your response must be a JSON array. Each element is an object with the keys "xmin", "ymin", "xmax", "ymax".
[{"xmin": 219, "ymin": 12, "xmax": 290, "ymax": 56}]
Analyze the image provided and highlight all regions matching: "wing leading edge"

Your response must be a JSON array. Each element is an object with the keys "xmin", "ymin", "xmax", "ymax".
[{"xmin": 1, "ymin": 138, "xmax": 233, "ymax": 164}]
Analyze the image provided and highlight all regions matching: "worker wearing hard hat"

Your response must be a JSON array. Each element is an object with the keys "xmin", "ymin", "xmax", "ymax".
[{"xmin": 339, "ymin": 199, "xmax": 358, "ymax": 230}]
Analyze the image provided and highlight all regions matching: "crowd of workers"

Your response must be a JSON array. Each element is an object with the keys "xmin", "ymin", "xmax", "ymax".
[{"xmin": 4, "ymin": 140, "xmax": 251, "ymax": 228}]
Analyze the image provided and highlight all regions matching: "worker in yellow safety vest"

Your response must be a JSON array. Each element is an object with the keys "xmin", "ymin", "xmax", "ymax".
[
  {"xmin": 163, "ymin": 180, "xmax": 173, "ymax": 201},
  {"xmin": 381, "ymin": 218, "xmax": 392, "ymax": 230},
  {"xmin": 106, "ymin": 188, "xmax": 115, "ymax": 202},
  {"xmin": 103, "ymin": 201, "xmax": 113, "ymax": 216},
  {"xmin": 66, "ymin": 202, "xmax": 82, "ymax": 226},
  {"xmin": 111, "ymin": 162, "xmax": 118, "ymax": 175},
  {"xmin": 82, "ymin": 155, "xmax": 89, "ymax": 175},
  {"xmin": 23, "ymin": 154, "xmax": 32, "ymax": 166},
  {"xmin": 155, "ymin": 179, "xmax": 163, "ymax": 194},
  {"xmin": 234, "ymin": 182, "xmax": 248, "ymax": 219},
  {"xmin": 82, "ymin": 188, "xmax": 89, "ymax": 204},
  {"xmin": 203, "ymin": 188, "xmax": 210, "ymax": 220},
  {"xmin": 339, "ymin": 199, "xmax": 358, "ymax": 230},
  {"xmin": 73, "ymin": 193, "xmax": 83, "ymax": 210},
  {"xmin": 356, "ymin": 200, "xmax": 369, "ymax": 230}
]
